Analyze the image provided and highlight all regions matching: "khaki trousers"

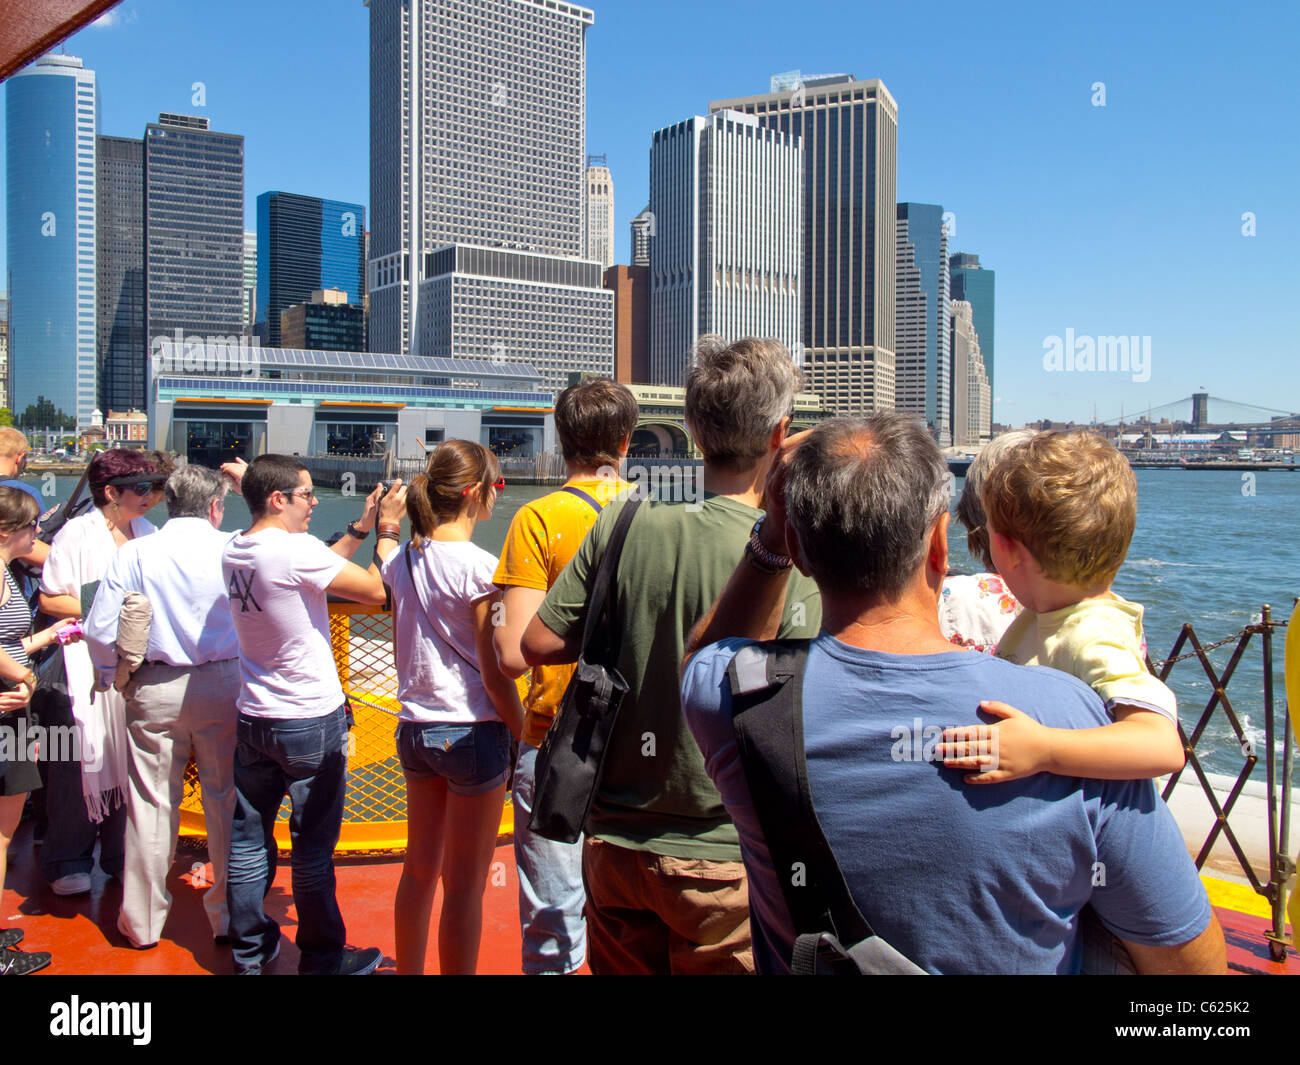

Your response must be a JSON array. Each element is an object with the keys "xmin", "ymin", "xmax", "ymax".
[
  {"xmin": 582, "ymin": 837, "xmax": 754, "ymax": 975},
  {"xmin": 117, "ymin": 658, "xmax": 239, "ymax": 947}
]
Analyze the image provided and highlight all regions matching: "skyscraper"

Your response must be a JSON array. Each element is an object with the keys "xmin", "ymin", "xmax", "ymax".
[
  {"xmin": 97, "ymin": 134, "xmax": 146, "ymax": 414},
  {"xmin": 0, "ymin": 295, "xmax": 9, "ymax": 405},
  {"xmin": 144, "ymin": 113, "xmax": 244, "ymax": 397},
  {"xmin": 5, "ymin": 54, "xmax": 98, "ymax": 429},
  {"xmin": 895, "ymin": 203, "xmax": 950, "ymax": 445},
  {"xmin": 368, "ymin": 0, "xmax": 613, "ymax": 393},
  {"xmin": 243, "ymin": 230, "xmax": 257, "ymax": 332},
  {"xmin": 711, "ymin": 74, "xmax": 898, "ymax": 414},
  {"xmin": 630, "ymin": 205, "xmax": 653, "ymax": 267},
  {"xmin": 648, "ymin": 110, "xmax": 802, "ymax": 384},
  {"xmin": 949, "ymin": 251, "xmax": 995, "ymax": 399},
  {"xmin": 950, "ymin": 299, "xmax": 990, "ymax": 447},
  {"xmin": 255, "ymin": 191, "xmax": 365, "ymax": 347},
  {"xmin": 585, "ymin": 154, "xmax": 615, "ymax": 269},
  {"xmin": 280, "ymin": 288, "xmax": 366, "ymax": 352}
]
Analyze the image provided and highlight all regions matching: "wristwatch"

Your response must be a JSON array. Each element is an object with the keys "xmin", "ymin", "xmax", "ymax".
[
  {"xmin": 345, "ymin": 520, "xmax": 368, "ymax": 540},
  {"xmin": 747, "ymin": 516, "xmax": 792, "ymax": 573}
]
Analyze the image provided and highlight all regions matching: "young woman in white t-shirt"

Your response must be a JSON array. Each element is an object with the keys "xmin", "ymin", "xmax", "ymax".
[{"xmin": 384, "ymin": 439, "xmax": 524, "ymax": 974}]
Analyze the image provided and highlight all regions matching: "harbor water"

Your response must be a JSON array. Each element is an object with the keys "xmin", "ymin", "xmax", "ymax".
[{"xmin": 30, "ymin": 467, "xmax": 1298, "ymax": 781}]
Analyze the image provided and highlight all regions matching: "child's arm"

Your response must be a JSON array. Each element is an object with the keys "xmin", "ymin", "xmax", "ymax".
[{"xmin": 938, "ymin": 701, "xmax": 1185, "ymax": 782}]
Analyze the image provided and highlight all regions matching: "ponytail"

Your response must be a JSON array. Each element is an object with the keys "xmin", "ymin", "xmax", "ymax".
[{"xmin": 408, "ymin": 440, "xmax": 502, "ymax": 547}]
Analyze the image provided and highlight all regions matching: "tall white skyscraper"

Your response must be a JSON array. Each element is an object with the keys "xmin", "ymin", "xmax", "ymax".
[
  {"xmin": 648, "ymin": 110, "xmax": 802, "ymax": 385},
  {"xmin": 585, "ymin": 154, "xmax": 614, "ymax": 269},
  {"xmin": 6, "ymin": 54, "xmax": 98, "ymax": 429},
  {"xmin": 711, "ymin": 75, "xmax": 898, "ymax": 415},
  {"xmin": 368, "ymin": 0, "xmax": 612, "ymax": 391}
]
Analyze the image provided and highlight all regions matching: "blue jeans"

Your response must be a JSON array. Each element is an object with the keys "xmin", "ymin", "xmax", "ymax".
[
  {"xmin": 227, "ymin": 705, "xmax": 348, "ymax": 975},
  {"xmin": 512, "ymin": 742, "xmax": 587, "ymax": 974},
  {"xmin": 396, "ymin": 720, "xmax": 510, "ymax": 795}
]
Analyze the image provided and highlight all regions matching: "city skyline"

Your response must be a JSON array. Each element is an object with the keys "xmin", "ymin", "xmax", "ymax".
[{"xmin": 0, "ymin": 0, "xmax": 1295, "ymax": 426}]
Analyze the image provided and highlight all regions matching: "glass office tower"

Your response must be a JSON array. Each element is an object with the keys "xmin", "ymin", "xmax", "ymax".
[
  {"xmin": 896, "ymin": 202, "xmax": 951, "ymax": 445},
  {"xmin": 97, "ymin": 134, "xmax": 146, "ymax": 414},
  {"xmin": 144, "ymin": 113, "xmax": 244, "ymax": 390},
  {"xmin": 949, "ymin": 251, "xmax": 995, "ymax": 399},
  {"xmin": 5, "ymin": 54, "xmax": 98, "ymax": 429},
  {"xmin": 255, "ymin": 191, "xmax": 366, "ymax": 347}
]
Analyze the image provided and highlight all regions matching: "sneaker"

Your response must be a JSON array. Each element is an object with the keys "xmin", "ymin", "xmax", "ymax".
[
  {"xmin": 0, "ymin": 947, "xmax": 52, "ymax": 976},
  {"xmin": 0, "ymin": 929, "xmax": 23, "ymax": 949},
  {"xmin": 333, "ymin": 946, "xmax": 382, "ymax": 976},
  {"xmin": 50, "ymin": 873, "xmax": 92, "ymax": 896}
]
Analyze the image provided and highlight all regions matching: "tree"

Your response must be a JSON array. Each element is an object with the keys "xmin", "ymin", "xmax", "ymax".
[
  {"xmin": 0, "ymin": 409, "xmax": 11, "ymax": 428},
  {"xmin": 18, "ymin": 396, "xmax": 76, "ymax": 431}
]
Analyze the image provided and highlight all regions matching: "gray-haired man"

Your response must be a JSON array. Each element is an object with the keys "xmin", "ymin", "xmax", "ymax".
[
  {"xmin": 522, "ymin": 336, "xmax": 822, "ymax": 974},
  {"xmin": 85, "ymin": 464, "xmax": 241, "ymax": 949}
]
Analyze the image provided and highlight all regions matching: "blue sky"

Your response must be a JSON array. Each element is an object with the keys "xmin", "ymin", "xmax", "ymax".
[{"xmin": 2, "ymin": 0, "xmax": 1296, "ymax": 425}]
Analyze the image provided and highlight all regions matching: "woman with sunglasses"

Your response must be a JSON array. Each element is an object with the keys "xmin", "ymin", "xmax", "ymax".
[
  {"xmin": 0, "ymin": 486, "xmax": 82, "ymax": 974},
  {"xmin": 36, "ymin": 449, "xmax": 161, "ymax": 898},
  {"xmin": 383, "ymin": 439, "xmax": 523, "ymax": 974}
]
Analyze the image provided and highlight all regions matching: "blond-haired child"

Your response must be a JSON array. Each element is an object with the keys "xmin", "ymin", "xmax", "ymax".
[{"xmin": 940, "ymin": 430, "xmax": 1185, "ymax": 781}]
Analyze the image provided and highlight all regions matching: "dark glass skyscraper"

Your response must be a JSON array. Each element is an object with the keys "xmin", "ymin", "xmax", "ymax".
[
  {"xmin": 144, "ymin": 113, "xmax": 244, "ymax": 379},
  {"xmin": 255, "ymin": 191, "xmax": 365, "ymax": 348},
  {"xmin": 97, "ymin": 134, "xmax": 145, "ymax": 413},
  {"xmin": 949, "ymin": 252, "xmax": 995, "ymax": 399}
]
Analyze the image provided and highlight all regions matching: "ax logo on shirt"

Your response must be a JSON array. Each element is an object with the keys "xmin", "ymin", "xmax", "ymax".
[{"xmin": 228, "ymin": 571, "xmax": 262, "ymax": 613}]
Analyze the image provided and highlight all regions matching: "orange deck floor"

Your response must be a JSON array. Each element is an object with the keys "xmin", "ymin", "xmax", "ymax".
[{"xmin": 2, "ymin": 816, "xmax": 1293, "ymax": 976}]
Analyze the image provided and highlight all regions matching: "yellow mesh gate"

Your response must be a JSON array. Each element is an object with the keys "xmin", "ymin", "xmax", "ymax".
[{"xmin": 178, "ymin": 602, "xmax": 517, "ymax": 852}]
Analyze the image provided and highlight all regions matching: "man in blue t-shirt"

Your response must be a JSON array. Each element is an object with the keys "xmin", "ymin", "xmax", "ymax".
[{"xmin": 681, "ymin": 413, "xmax": 1224, "ymax": 974}]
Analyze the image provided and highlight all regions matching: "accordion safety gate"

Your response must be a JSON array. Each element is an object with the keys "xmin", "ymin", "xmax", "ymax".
[{"xmin": 178, "ymin": 602, "xmax": 517, "ymax": 852}]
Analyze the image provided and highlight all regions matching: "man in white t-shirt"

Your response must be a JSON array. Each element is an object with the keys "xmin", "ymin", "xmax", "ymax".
[{"xmin": 221, "ymin": 454, "xmax": 406, "ymax": 975}]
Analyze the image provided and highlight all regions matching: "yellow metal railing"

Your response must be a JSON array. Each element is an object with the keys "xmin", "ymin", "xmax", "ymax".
[{"xmin": 179, "ymin": 602, "xmax": 517, "ymax": 852}]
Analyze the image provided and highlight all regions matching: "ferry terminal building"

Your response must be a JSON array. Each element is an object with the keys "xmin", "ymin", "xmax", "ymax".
[
  {"xmin": 148, "ymin": 343, "xmax": 556, "ymax": 466},
  {"xmin": 146, "ymin": 340, "xmax": 835, "ymax": 467}
]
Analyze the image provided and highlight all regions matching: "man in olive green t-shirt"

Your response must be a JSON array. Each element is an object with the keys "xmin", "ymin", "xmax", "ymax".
[{"xmin": 523, "ymin": 337, "xmax": 821, "ymax": 975}]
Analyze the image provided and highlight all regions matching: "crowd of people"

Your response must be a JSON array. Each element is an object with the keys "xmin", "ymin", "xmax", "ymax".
[{"xmin": 0, "ymin": 335, "xmax": 1227, "ymax": 975}]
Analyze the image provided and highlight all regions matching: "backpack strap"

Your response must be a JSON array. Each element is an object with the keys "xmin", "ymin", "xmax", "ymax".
[
  {"xmin": 577, "ymin": 497, "xmax": 641, "ymax": 661},
  {"xmin": 560, "ymin": 485, "xmax": 604, "ymax": 516},
  {"xmin": 728, "ymin": 640, "xmax": 925, "ymax": 975}
]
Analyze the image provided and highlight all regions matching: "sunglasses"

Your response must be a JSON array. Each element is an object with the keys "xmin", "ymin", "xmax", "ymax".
[
  {"xmin": 124, "ymin": 481, "xmax": 164, "ymax": 498},
  {"xmin": 286, "ymin": 487, "xmax": 318, "ymax": 502},
  {"xmin": 460, "ymin": 478, "xmax": 506, "ymax": 497}
]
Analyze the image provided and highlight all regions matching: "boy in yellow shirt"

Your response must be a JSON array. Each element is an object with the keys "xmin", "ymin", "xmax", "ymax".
[
  {"xmin": 941, "ymin": 430, "xmax": 1185, "ymax": 781},
  {"xmin": 492, "ymin": 378, "xmax": 637, "ymax": 973}
]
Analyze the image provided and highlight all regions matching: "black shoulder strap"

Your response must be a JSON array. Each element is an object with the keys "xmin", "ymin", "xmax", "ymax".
[
  {"xmin": 579, "ymin": 497, "xmax": 641, "ymax": 661},
  {"xmin": 729, "ymin": 640, "xmax": 926, "ymax": 976},
  {"xmin": 560, "ymin": 485, "xmax": 603, "ymax": 516}
]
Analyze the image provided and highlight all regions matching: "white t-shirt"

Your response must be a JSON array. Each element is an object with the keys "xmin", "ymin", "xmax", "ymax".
[
  {"xmin": 221, "ymin": 528, "xmax": 348, "ymax": 720},
  {"xmin": 380, "ymin": 539, "xmax": 499, "ymax": 724}
]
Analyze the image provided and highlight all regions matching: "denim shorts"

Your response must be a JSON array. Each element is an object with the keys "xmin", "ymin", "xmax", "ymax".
[{"xmin": 396, "ymin": 720, "xmax": 510, "ymax": 796}]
